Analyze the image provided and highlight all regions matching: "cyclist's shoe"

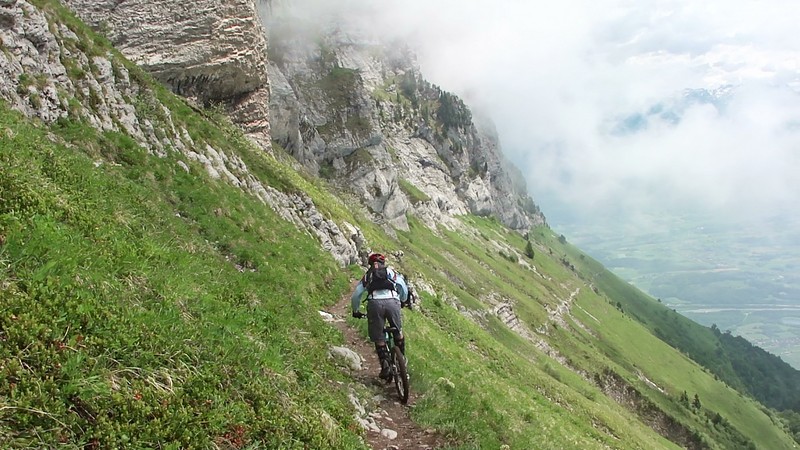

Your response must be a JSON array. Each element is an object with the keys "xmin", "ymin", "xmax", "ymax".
[
  {"xmin": 376, "ymin": 345, "xmax": 392, "ymax": 380},
  {"xmin": 379, "ymin": 360, "xmax": 392, "ymax": 380}
]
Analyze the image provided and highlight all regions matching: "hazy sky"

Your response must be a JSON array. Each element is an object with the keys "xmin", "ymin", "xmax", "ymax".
[
  {"xmin": 388, "ymin": 1, "xmax": 800, "ymax": 224},
  {"xmin": 275, "ymin": 0, "xmax": 800, "ymax": 226}
]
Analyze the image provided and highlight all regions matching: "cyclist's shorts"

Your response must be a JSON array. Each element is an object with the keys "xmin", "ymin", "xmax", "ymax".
[{"xmin": 366, "ymin": 297, "xmax": 402, "ymax": 342}]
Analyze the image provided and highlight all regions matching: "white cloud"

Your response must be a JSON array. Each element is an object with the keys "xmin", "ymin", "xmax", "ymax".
[
  {"xmin": 362, "ymin": 0, "xmax": 800, "ymax": 223},
  {"xmin": 272, "ymin": 0, "xmax": 800, "ymax": 224}
]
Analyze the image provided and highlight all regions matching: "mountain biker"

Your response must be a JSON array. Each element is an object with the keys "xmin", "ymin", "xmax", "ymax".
[{"xmin": 351, "ymin": 253, "xmax": 408, "ymax": 381}]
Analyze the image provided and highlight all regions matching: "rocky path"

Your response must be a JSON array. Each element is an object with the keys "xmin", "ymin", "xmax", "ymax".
[
  {"xmin": 324, "ymin": 295, "xmax": 448, "ymax": 450},
  {"xmin": 549, "ymin": 287, "xmax": 582, "ymax": 329}
]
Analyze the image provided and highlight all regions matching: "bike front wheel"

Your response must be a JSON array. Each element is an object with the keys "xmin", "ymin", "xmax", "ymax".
[{"xmin": 392, "ymin": 346, "xmax": 409, "ymax": 404}]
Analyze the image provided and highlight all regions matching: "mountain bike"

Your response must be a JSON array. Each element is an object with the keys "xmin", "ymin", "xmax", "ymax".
[
  {"xmin": 383, "ymin": 323, "xmax": 409, "ymax": 404},
  {"xmin": 356, "ymin": 301, "xmax": 411, "ymax": 404}
]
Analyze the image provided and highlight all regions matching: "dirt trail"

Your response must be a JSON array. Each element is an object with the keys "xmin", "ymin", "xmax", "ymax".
[{"xmin": 326, "ymin": 295, "xmax": 448, "ymax": 450}]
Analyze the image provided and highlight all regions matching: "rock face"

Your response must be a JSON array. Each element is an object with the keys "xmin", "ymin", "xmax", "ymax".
[
  {"xmin": 266, "ymin": 12, "xmax": 545, "ymax": 231},
  {"xmin": 62, "ymin": 0, "xmax": 272, "ymax": 148},
  {"xmin": 7, "ymin": 0, "xmax": 543, "ymax": 264},
  {"xmin": 0, "ymin": 0, "xmax": 364, "ymax": 267},
  {"xmin": 59, "ymin": 0, "xmax": 545, "ymax": 233},
  {"xmin": 0, "ymin": 0, "xmax": 159, "ymax": 148}
]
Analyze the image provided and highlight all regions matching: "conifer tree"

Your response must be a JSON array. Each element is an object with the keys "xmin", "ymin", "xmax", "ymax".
[{"xmin": 525, "ymin": 240, "xmax": 535, "ymax": 259}]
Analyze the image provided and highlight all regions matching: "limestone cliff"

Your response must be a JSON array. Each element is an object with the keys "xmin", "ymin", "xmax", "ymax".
[
  {"xmin": 0, "ymin": 0, "xmax": 363, "ymax": 267},
  {"xmin": 58, "ymin": 0, "xmax": 545, "ymax": 234},
  {"xmin": 62, "ymin": 0, "xmax": 273, "ymax": 148},
  {"xmin": 266, "ymin": 12, "xmax": 545, "ymax": 231}
]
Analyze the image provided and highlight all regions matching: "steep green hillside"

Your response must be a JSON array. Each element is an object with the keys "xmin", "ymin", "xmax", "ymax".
[
  {"xmin": 555, "ymin": 236, "xmax": 800, "ymax": 412},
  {"xmin": 0, "ymin": 101, "xmax": 369, "ymax": 447},
  {"xmin": 0, "ymin": 1, "xmax": 797, "ymax": 449},
  {"xmin": 392, "ymin": 219, "xmax": 795, "ymax": 449}
]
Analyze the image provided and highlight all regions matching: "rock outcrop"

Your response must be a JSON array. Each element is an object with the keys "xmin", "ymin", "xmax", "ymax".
[
  {"xmin": 7, "ymin": 0, "xmax": 543, "ymax": 263},
  {"xmin": 0, "ymin": 0, "xmax": 363, "ymax": 267},
  {"xmin": 0, "ymin": 0, "xmax": 161, "ymax": 148},
  {"xmin": 62, "ymin": 0, "xmax": 273, "ymax": 148},
  {"xmin": 266, "ymin": 12, "xmax": 545, "ymax": 232},
  {"xmin": 59, "ymin": 0, "xmax": 545, "ymax": 233}
]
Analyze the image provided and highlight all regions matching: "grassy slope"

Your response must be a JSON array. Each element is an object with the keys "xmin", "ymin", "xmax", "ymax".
[
  {"xmin": 537, "ymin": 229, "xmax": 795, "ymax": 448},
  {"xmin": 0, "ymin": 2, "xmax": 796, "ymax": 448},
  {"xmin": 553, "ymin": 232, "xmax": 800, "ymax": 411},
  {"xmin": 0, "ymin": 3, "xmax": 379, "ymax": 442},
  {"xmin": 0, "ymin": 98, "xmax": 373, "ymax": 448},
  {"xmin": 390, "ymin": 218, "xmax": 795, "ymax": 449}
]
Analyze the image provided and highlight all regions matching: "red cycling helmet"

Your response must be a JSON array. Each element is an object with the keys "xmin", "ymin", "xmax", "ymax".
[{"xmin": 368, "ymin": 253, "xmax": 385, "ymax": 264}]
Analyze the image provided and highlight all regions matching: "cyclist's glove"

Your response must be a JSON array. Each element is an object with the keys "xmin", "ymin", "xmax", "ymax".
[{"xmin": 352, "ymin": 311, "xmax": 365, "ymax": 319}]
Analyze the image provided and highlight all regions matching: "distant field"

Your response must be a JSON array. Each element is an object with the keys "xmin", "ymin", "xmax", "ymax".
[{"xmin": 557, "ymin": 212, "xmax": 800, "ymax": 369}]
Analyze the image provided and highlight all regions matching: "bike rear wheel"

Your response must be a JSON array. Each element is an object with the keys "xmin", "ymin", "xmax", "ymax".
[{"xmin": 392, "ymin": 346, "xmax": 409, "ymax": 404}]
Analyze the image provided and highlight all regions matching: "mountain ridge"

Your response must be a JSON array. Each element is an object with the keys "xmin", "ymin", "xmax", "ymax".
[{"xmin": 1, "ymin": 0, "xmax": 799, "ymax": 448}]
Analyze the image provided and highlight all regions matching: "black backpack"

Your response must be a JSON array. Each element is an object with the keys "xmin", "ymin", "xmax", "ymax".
[{"xmin": 362, "ymin": 261, "xmax": 396, "ymax": 293}]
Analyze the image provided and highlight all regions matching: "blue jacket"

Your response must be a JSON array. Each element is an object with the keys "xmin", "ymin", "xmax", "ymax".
[{"xmin": 351, "ymin": 267, "xmax": 408, "ymax": 314}]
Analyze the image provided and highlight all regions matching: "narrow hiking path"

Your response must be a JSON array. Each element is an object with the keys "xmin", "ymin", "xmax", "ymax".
[{"xmin": 326, "ymin": 295, "xmax": 448, "ymax": 450}]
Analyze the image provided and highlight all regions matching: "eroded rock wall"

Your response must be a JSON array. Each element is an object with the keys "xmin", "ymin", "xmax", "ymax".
[
  {"xmin": 266, "ymin": 12, "xmax": 545, "ymax": 232},
  {"xmin": 62, "ymin": 0, "xmax": 272, "ymax": 148},
  {"xmin": 0, "ymin": 0, "xmax": 363, "ymax": 267}
]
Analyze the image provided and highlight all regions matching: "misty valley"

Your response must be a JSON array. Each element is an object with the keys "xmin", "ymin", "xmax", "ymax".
[{"xmin": 560, "ymin": 213, "xmax": 800, "ymax": 368}]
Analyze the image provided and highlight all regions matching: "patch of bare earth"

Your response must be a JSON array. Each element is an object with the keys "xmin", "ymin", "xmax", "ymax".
[{"xmin": 327, "ymin": 295, "xmax": 449, "ymax": 450}]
